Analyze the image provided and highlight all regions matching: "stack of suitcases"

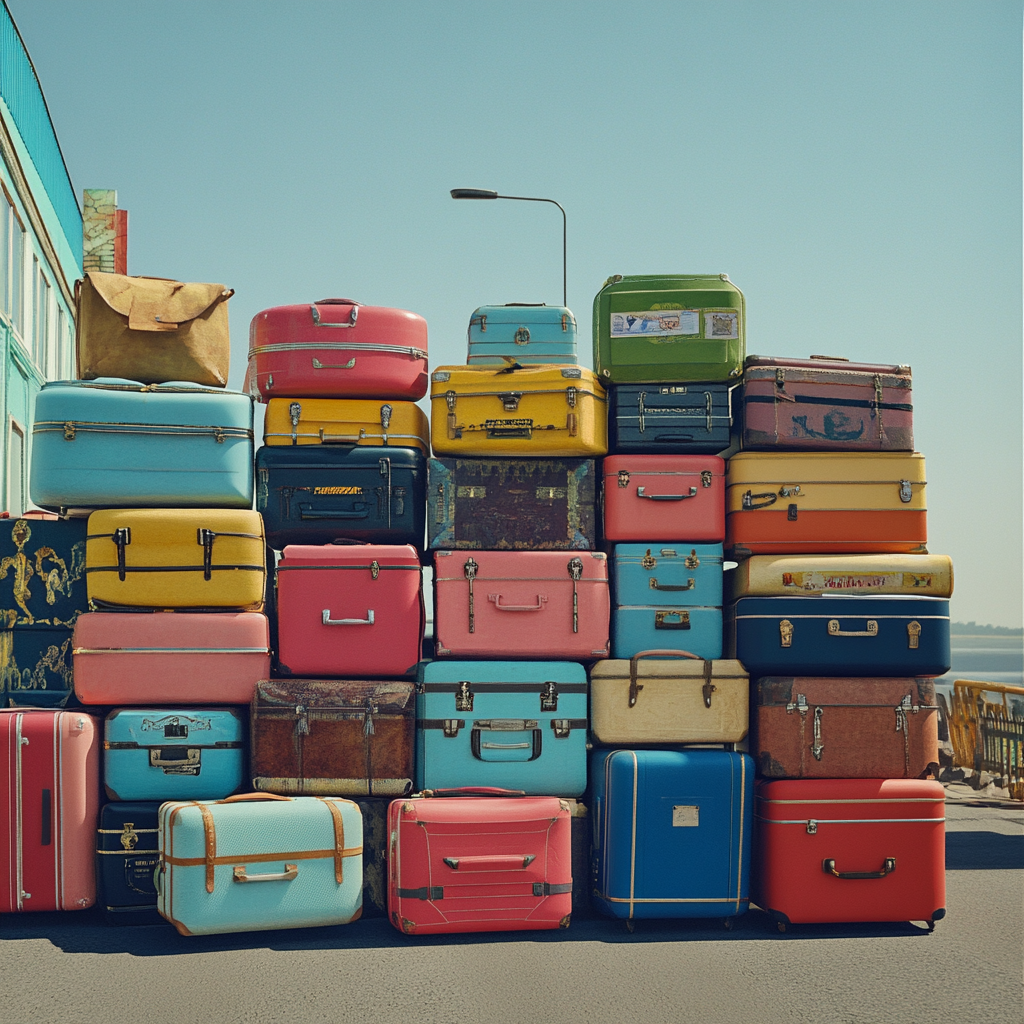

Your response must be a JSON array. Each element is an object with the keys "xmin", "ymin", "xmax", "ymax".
[{"xmin": 0, "ymin": 267, "xmax": 952, "ymax": 938}]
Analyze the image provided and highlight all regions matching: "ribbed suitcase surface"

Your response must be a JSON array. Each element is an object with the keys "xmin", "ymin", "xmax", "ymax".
[
  {"xmin": 247, "ymin": 299, "xmax": 429, "ymax": 401},
  {"xmin": 157, "ymin": 794, "xmax": 363, "ymax": 935},
  {"xmin": 754, "ymin": 779, "xmax": 945, "ymax": 927},
  {"xmin": 427, "ymin": 456, "xmax": 597, "ymax": 550},
  {"xmin": 608, "ymin": 383, "xmax": 733, "ymax": 453},
  {"xmin": 467, "ymin": 304, "xmax": 577, "ymax": 365},
  {"xmin": 263, "ymin": 397, "xmax": 429, "ymax": 454},
  {"xmin": 256, "ymin": 444, "xmax": 426, "ymax": 549},
  {"xmin": 416, "ymin": 661, "xmax": 588, "ymax": 796},
  {"xmin": 96, "ymin": 801, "xmax": 163, "ymax": 925},
  {"xmin": 591, "ymin": 749, "xmax": 752, "ymax": 920},
  {"xmin": 30, "ymin": 379, "xmax": 255, "ymax": 511},
  {"xmin": 388, "ymin": 791, "xmax": 573, "ymax": 934},
  {"xmin": 104, "ymin": 708, "xmax": 245, "ymax": 802},
  {"xmin": 729, "ymin": 595, "xmax": 951, "ymax": 677}
]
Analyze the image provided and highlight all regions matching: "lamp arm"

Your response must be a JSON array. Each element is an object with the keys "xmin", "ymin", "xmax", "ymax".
[{"xmin": 495, "ymin": 196, "xmax": 567, "ymax": 309}]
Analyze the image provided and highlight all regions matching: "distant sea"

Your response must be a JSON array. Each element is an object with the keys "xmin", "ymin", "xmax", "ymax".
[{"xmin": 933, "ymin": 633, "xmax": 1024, "ymax": 696}]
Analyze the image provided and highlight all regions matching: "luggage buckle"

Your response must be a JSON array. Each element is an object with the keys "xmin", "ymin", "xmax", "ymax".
[
  {"xmin": 568, "ymin": 558, "xmax": 584, "ymax": 634},
  {"xmin": 702, "ymin": 660, "xmax": 716, "ymax": 709},
  {"xmin": 641, "ymin": 549, "xmax": 656, "ymax": 569},
  {"xmin": 112, "ymin": 527, "xmax": 131, "ymax": 581},
  {"xmin": 120, "ymin": 823, "xmax": 139, "ymax": 851},
  {"xmin": 684, "ymin": 549, "xmax": 700, "ymax": 569},
  {"xmin": 498, "ymin": 392, "xmax": 522, "ymax": 412},
  {"xmin": 899, "ymin": 479, "xmax": 913, "ymax": 503},
  {"xmin": 811, "ymin": 706, "xmax": 824, "ymax": 760},
  {"xmin": 62, "ymin": 422, "xmax": 76, "ymax": 440},
  {"xmin": 552, "ymin": 719, "xmax": 571, "ymax": 739},
  {"xmin": 197, "ymin": 528, "xmax": 217, "ymax": 581},
  {"xmin": 540, "ymin": 681, "xmax": 559, "ymax": 712},
  {"xmin": 565, "ymin": 386, "xmax": 578, "ymax": 408},
  {"xmin": 514, "ymin": 327, "xmax": 530, "ymax": 345},
  {"xmin": 455, "ymin": 681, "xmax": 474, "ymax": 712},
  {"xmin": 464, "ymin": 558, "xmax": 478, "ymax": 633},
  {"xmin": 442, "ymin": 719, "xmax": 464, "ymax": 738}
]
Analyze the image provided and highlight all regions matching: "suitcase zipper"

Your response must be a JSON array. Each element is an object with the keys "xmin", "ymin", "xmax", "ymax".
[
  {"xmin": 34, "ymin": 421, "xmax": 252, "ymax": 443},
  {"xmin": 251, "ymin": 341, "xmax": 427, "ymax": 359}
]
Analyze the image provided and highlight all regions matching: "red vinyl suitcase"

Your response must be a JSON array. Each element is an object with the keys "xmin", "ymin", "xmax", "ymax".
[
  {"xmin": 247, "ymin": 299, "xmax": 428, "ymax": 401},
  {"xmin": 603, "ymin": 455, "xmax": 725, "ymax": 542},
  {"xmin": 754, "ymin": 778, "xmax": 946, "ymax": 929},
  {"xmin": 433, "ymin": 549, "xmax": 609, "ymax": 660},
  {"xmin": 1, "ymin": 709, "xmax": 100, "ymax": 912},
  {"xmin": 275, "ymin": 544, "xmax": 424, "ymax": 678},
  {"xmin": 387, "ymin": 788, "xmax": 573, "ymax": 935},
  {"xmin": 72, "ymin": 611, "xmax": 271, "ymax": 705}
]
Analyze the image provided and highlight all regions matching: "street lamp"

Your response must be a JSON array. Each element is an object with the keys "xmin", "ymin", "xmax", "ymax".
[{"xmin": 450, "ymin": 188, "xmax": 567, "ymax": 309}]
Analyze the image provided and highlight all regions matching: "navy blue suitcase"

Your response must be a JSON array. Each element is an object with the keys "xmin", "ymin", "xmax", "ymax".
[
  {"xmin": 0, "ymin": 515, "xmax": 87, "ymax": 707},
  {"xmin": 608, "ymin": 383, "xmax": 733, "ymax": 454},
  {"xmin": 729, "ymin": 595, "xmax": 951, "ymax": 677},
  {"xmin": 96, "ymin": 801, "xmax": 163, "ymax": 925},
  {"xmin": 591, "ymin": 748, "xmax": 753, "ymax": 921},
  {"xmin": 610, "ymin": 543, "xmax": 723, "ymax": 660},
  {"xmin": 256, "ymin": 444, "xmax": 426, "ymax": 550}
]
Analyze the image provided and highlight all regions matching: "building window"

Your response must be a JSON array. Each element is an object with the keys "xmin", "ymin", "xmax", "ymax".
[
  {"xmin": 56, "ymin": 305, "xmax": 71, "ymax": 379},
  {"xmin": 7, "ymin": 419, "xmax": 25, "ymax": 516},
  {"xmin": 32, "ymin": 258, "xmax": 50, "ymax": 372},
  {"xmin": 0, "ymin": 190, "xmax": 26, "ymax": 336}
]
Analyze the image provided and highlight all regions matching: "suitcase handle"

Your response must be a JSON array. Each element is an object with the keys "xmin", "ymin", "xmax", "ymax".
[
  {"xmin": 822, "ymin": 857, "xmax": 895, "ymax": 880},
  {"xmin": 471, "ymin": 726, "xmax": 542, "ymax": 762},
  {"xmin": 322, "ymin": 609, "xmax": 375, "ymax": 626},
  {"xmin": 649, "ymin": 577, "xmax": 695, "ymax": 592},
  {"xmin": 826, "ymin": 619, "xmax": 879, "ymax": 638},
  {"xmin": 233, "ymin": 864, "xmax": 298, "ymax": 884},
  {"xmin": 443, "ymin": 854, "xmax": 536, "ymax": 871},
  {"xmin": 628, "ymin": 650, "xmax": 714, "ymax": 709},
  {"xmin": 420, "ymin": 787, "xmax": 527, "ymax": 798},
  {"xmin": 310, "ymin": 301, "xmax": 358, "ymax": 327},
  {"xmin": 217, "ymin": 792, "xmax": 293, "ymax": 803},
  {"xmin": 311, "ymin": 357, "xmax": 357, "ymax": 370},
  {"xmin": 488, "ymin": 594, "xmax": 548, "ymax": 613},
  {"xmin": 636, "ymin": 486, "xmax": 697, "ymax": 501}
]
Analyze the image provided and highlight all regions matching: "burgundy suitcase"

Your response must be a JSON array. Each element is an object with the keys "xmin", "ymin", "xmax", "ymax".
[
  {"xmin": 388, "ymin": 788, "xmax": 573, "ymax": 935},
  {"xmin": 247, "ymin": 299, "xmax": 428, "ymax": 402},
  {"xmin": 275, "ymin": 543, "xmax": 424, "ymax": 678},
  {"xmin": 753, "ymin": 677, "xmax": 940, "ymax": 780},
  {"xmin": 433, "ymin": 549, "xmax": 610, "ymax": 660},
  {"xmin": 754, "ymin": 779, "xmax": 946, "ymax": 929},
  {"xmin": 740, "ymin": 356, "xmax": 913, "ymax": 451},
  {"xmin": 1, "ymin": 709, "xmax": 101, "ymax": 912}
]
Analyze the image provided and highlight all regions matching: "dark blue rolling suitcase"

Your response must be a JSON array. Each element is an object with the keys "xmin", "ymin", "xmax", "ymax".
[
  {"xmin": 96, "ymin": 801, "xmax": 163, "ymax": 925},
  {"xmin": 591, "ymin": 748, "xmax": 753, "ymax": 922},
  {"xmin": 608, "ymin": 383, "xmax": 733, "ymax": 454},
  {"xmin": 728, "ymin": 595, "xmax": 951, "ymax": 677}
]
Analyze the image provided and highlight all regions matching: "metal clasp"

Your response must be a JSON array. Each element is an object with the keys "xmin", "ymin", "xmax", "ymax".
[
  {"xmin": 684, "ymin": 549, "xmax": 700, "ymax": 569},
  {"xmin": 779, "ymin": 485, "xmax": 801, "ymax": 497},
  {"xmin": 514, "ymin": 326, "xmax": 530, "ymax": 345},
  {"xmin": 455, "ymin": 682, "xmax": 474, "ymax": 712},
  {"xmin": 637, "ymin": 392, "xmax": 647, "ymax": 433},
  {"xmin": 780, "ymin": 619, "xmax": 794, "ymax": 647},
  {"xmin": 445, "ymin": 390, "xmax": 456, "ymax": 412},
  {"xmin": 811, "ymin": 706, "xmax": 824, "ymax": 760},
  {"xmin": 552, "ymin": 719, "xmax": 571, "ymax": 739},
  {"xmin": 899, "ymin": 479, "xmax": 913, "ymax": 503},
  {"xmin": 498, "ymin": 392, "xmax": 522, "ymax": 412},
  {"xmin": 464, "ymin": 557, "xmax": 479, "ymax": 633},
  {"xmin": 786, "ymin": 693, "xmax": 808, "ymax": 714},
  {"xmin": 62, "ymin": 422, "xmax": 76, "ymax": 440},
  {"xmin": 197, "ymin": 528, "xmax": 216, "ymax": 581},
  {"xmin": 112, "ymin": 527, "xmax": 131, "ymax": 582},
  {"xmin": 120, "ymin": 823, "xmax": 139, "ymax": 851},
  {"xmin": 442, "ymin": 719, "xmax": 463, "ymax": 738},
  {"xmin": 568, "ymin": 557, "xmax": 583, "ymax": 634},
  {"xmin": 380, "ymin": 404, "xmax": 393, "ymax": 430},
  {"xmin": 806, "ymin": 819, "xmax": 818, "ymax": 835},
  {"xmin": 540, "ymin": 681, "xmax": 558, "ymax": 712},
  {"xmin": 370, "ymin": 560, "xmax": 380, "ymax": 580},
  {"xmin": 907, "ymin": 621, "xmax": 921, "ymax": 648},
  {"xmin": 566, "ymin": 386, "xmax": 578, "ymax": 408},
  {"xmin": 701, "ymin": 470, "xmax": 713, "ymax": 488},
  {"xmin": 641, "ymin": 549, "xmax": 656, "ymax": 569},
  {"xmin": 617, "ymin": 470, "xmax": 630, "ymax": 488}
]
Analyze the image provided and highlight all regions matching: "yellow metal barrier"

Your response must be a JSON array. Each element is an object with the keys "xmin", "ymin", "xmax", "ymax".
[{"xmin": 938, "ymin": 680, "xmax": 1024, "ymax": 800}]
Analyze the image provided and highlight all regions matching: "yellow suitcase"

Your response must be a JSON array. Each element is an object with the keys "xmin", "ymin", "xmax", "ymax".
[
  {"xmin": 86, "ymin": 509, "xmax": 266, "ymax": 609},
  {"xmin": 729, "ymin": 553, "xmax": 953, "ymax": 600},
  {"xmin": 263, "ymin": 398, "xmax": 429, "ymax": 455}
]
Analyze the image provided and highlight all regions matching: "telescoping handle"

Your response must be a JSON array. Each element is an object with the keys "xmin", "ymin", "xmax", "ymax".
[{"xmin": 627, "ymin": 649, "xmax": 714, "ymax": 709}]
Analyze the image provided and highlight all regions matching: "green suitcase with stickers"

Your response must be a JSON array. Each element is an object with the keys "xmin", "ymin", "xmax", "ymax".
[{"xmin": 593, "ymin": 274, "xmax": 745, "ymax": 384}]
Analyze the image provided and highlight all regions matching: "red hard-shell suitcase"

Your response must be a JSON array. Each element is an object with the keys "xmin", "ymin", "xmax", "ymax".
[
  {"xmin": 754, "ymin": 778, "xmax": 946, "ymax": 929},
  {"xmin": 433, "ymin": 549, "xmax": 609, "ymax": 660},
  {"xmin": 1, "ymin": 710, "xmax": 100, "ymax": 912},
  {"xmin": 387, "ymin": 788, "xmax": 573, "ymax": 934},
  {"xmin": 603, "ymin": 455, "xmax": 725, "ymax": 542},
  {"xmin": 72, "ymin": 611, "xmax": 271, "ymax": 705},
  {"xmin": 275, "ymin": 544, "xmax": 424, "ymax": 678},
  {"xmin": 247, "ymin": 299, "xmax": 428, "ymax": 402}
]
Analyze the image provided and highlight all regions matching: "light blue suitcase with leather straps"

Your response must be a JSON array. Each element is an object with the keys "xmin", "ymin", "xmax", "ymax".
[
  {"xmin": 30, "ymin": 378, "xmax": 254, "ymax": 511},
  {"xmin": 416, "ymin": 660, "xmax": 588, "ymax": 796},
  {"xmin": 611, "ymin": 543, "xmax": 724, "ymax": 660},
  {"xmin": 156, "ymin": 793, "xmax": 363, "ymax": 935},
  {"xmin": 467, "ymin": 304, "xmax": 578, "ymax": 365}
]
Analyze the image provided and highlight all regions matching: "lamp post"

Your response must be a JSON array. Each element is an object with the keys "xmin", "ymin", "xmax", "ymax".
[{"xmin": 450, "ymin": 188, "xmax": 567, "ymax": 309}]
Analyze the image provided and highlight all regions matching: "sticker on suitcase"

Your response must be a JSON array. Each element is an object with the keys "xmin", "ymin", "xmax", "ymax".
[
  {"xmin": 781, "ymin": 571, "xmax": 937, "ymax": 592},
  {"xmin": 611, "ymin": 310, "xmax": 699, "ymax": 338}
]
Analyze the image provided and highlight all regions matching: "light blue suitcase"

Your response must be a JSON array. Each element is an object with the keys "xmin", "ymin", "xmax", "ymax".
[
  {"xmin": 157, "ymin": 794, "xmax": 363, "ymax": 935},
  {"xmin": 416, "ymin": 660, "xmax": 588, "ymax": 796},
  {"xmin": 611, "ymin": 543, "xmax": 723, "ymax": 660},
  {"xmin": 104, "ymin": 708, "xmax": 245, "ymax": 802},
  {"xmin": 591, "ymin": 748, "xmax": 753, "ymax": 922},
  {"xmin": 30, "ymin": 378, "xmax": 254, "ymax": 511},
  {"xmin": 467, "ymin": 304, "xmax": 578, "ymax": 365}
]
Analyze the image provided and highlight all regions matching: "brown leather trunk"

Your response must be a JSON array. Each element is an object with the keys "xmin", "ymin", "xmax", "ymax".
[
  {"xmin": 251, "ymin": 679, "xmax": 415, "ymax": 796},
  {"xmin": 753, "ymin": 677, "xmax": 939, "ymax": 779}
]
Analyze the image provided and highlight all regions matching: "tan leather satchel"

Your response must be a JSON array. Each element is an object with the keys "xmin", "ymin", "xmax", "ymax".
[{"xmin": 76, "ymin": 272, "xmax": 233, "ymax": 386}]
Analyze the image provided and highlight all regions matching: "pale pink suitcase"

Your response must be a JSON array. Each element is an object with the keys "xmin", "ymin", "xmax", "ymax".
[
  {"xmin": 72, "ymin": 611, "xmax": 271, "ymax": 705},
  {"xmin": 433, "ymin": 550, "xmax": 610, "ymax": 659}
]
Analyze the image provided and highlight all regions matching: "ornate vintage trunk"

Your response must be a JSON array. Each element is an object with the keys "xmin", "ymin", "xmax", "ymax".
[
  {"xmin": 251, "ymin": 679, "xmax": 415, "ymax": 796},
  {"xmin": 96, "ymin": 801, "xmax": 163, "ymax": 925},
  {"xmin": 427, "ymin": 457, "xmax": 597, "ymax": 550}
]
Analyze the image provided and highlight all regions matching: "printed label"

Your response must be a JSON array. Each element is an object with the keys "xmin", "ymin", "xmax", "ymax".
[
  {"xmin": 672, "ymin": 805, "xmax": 699, "ymax": 827},
  {"xmin": 457, "ymin": 486, "xmax": 487, "ymax": 499},
  {"xmin": 611, "ymin": 309, "xmax": 699, "ymax": 338},
  {"xmin": 313, "ymin": 486, "xmax": 363, "ymax": 495},
  {"xmin": 704, "ymin": 311, "xmax": 738, "ymax": 339},
  {"xmin": 781, "ymin": 571, "xmax": 935, "ymax": 592}
]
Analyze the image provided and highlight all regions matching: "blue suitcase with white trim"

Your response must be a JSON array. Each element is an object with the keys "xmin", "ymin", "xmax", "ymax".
[
  {"xmin": 590, "ymin": 748, "xmax": 753, "ymax": 921},
  {"xmin": 611, "ymin": 543, "xmax": 723, "ymax": 660},
  {"xmin": 467, "ymin": 304, "xmax": 577, "ymax": 365},
  {"xmin": 416, "ymin": 660, "xmax": 588, "ymax": 796}
]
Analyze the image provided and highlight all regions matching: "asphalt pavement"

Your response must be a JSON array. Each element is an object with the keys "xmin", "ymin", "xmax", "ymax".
[{"xmin": 2, "ymin": 787, "xmax": 1021, "ymax": 1024}]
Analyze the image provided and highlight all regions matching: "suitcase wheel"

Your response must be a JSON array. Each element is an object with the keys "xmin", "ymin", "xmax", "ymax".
[
  {"xmin": 723, "ymin": 917, "xmax": 734, "ymax": 931},
  {"xmin": 625, "ymin": 919, "xmax": 635, "ymax": 933},
  {"xmin": 776, "ymin": 921, "xmax": 787, "ymax": 933}
]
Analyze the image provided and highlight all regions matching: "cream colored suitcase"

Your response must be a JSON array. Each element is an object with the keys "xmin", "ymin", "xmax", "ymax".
[
  {"xmin": 589, "ymin": 649, "xmax": 749, "ymax": 745},
  {"xmin": 729, "ymin": 553, "xmax": 953, "ymax": 600}
]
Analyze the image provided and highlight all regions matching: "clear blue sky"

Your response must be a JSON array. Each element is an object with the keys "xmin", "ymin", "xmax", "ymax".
[{"xmin": 10, "ymin": 0, "xmax": 1022, "ymax": 626}]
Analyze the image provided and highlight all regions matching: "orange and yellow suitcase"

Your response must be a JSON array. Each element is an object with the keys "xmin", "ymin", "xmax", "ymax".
[
  {"xmin": 725, "ymin": 452, "xmax": 927, "ymax": 557},
  {"xmin": 429, "ymin": 365, "xmax": 607, "ymax": 457},
  {"xmin": 263, "ymin": 398, "xmax": 429, "ymax": 455}
]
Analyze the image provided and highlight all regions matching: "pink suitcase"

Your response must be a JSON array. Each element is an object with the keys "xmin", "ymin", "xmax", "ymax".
[
  {"xmin": 72, "ymin": 611, "xmax": 271, "ymax": 705},
  {"xmin": 247, "ymin": 299, "xmax": 429, "ymax": 401},
  {"xmin": 275, "ymin": 543, "xmax": 424, "ymax": 677},
  {"xmin": 1, "ymin": 710, "xmax": 100, "ymax": 912},
  {"xmin": 602, "ymin": 454, "xmax": 725, "ymax": 542},
  {"xmin": 388, "ymin": 788, "xmax": 573, "ymax": 935},
  {"xmin": 433, "ymin": 549, "xmax": 610, "ymax": 659}
]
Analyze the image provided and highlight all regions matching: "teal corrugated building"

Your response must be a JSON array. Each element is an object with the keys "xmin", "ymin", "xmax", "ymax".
[{"xmin": 0, "ymin": 2, "xmax": 80, "ymax": 515}]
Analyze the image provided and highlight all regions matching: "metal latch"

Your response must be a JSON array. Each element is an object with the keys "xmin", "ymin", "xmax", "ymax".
[
  {"xmin": 197, "ymin": 528, "xmax": 217, "ymax": 581},
  {"xmin": 63, "ymin": 422, "xmax": 76, "ymax": 440},
  {"xmin": 907, "ymin": 621, "xmax": 921, "ymax": 648},
  {"xmin": 780, "ymin": 619, "xmax": 794, "ymax": 647},
  {"xmin": 618, "ymin": 470, "xmax": 630, "ymax": 488},
  {"xmin": 811, "ymin": 705, "xmax": 824, "ymax": 760},
  {"xmin": 380, "ymin": 404, "xmax": 393, "ymax": 430},
  {"xmin": 289, "ymin": 401, "xmax": 302, "ymax": 443},
  {"xmin": 464, "ymin": 557, "xmax": 478, "ymax": 633},
  {"xmin": 568, "ymin": 557, "xmax": 583, "ymax": 634},
  {"xmin": 806, "ymin": 819, "xmax": 818, "ymax": 835},
  {"xmin": 369, "ymin": 560, "xmax": 380, "ymax": 580},
  {"xmin": 684, "ymin": 549, "xmax": 700, "ymax": 569},
  {"xmin": 552, "ymin": 719, "xmax": 572, "ymax": 739},
  {"xmin": 655, "ymin": 610, "xmax": 690, "ymax": 630},
  {"xmin": 455, "ymin": 681, "xmax": 474, "ymax": 712},
  {"xmin": 120, "ymin": 823, "xmax": 139, "ymax": 851},
  {"xmin": 112, "ymin": 527, "xmax": 131, "ymax": 581},
  {"xmin": 566, "ymin": 386, "xmax": 578, "ymax": 408},
  {"xmin": 786, "ymin": 693, "xmax": 808, "ymax": 714},
  {"xmin": 445, "ymin": 390, "xmax": 457, "ymax": 412},
  {"xmin": 899, "ymin": 479, "xmax": 913, "ymax": 503},
  {"xmin": 701, "ymin": 470, "xmax": 713, "ymax": 488},
  {"xmin": 442, "ymin": 719, "xmax": 464, "ymax": 738},
  {"xmin": 514, "ymin": 326, "xmax": 530, "ymax": 345},
  {"xmin": 540, "ymin": 682, "xmax": 558, "ymax": 712},
  {"xmin": 641, "ymin": 549, "xmax": 656, "ymax": 569},
  {"xmin": 701, "ymin": 660, "xmax": 716, "ymax": 709},
  {"xmin": 498, "ymin": 392, "xmax": 522, "ymax": 412},
  {"xmin": 779, "ymin": 485, "xmax": 801, "ymax": 497}
]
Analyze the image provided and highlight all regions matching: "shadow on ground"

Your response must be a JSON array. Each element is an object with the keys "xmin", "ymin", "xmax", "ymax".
[{"xmin": 945, "ymin": 831, "xmax": 1024, "ymax": 870}]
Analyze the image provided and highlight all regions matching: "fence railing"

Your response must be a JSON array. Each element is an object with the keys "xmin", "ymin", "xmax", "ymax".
[{"xmin": 938, "ymin": 680, "xmax": 1024, "ymax": 800}]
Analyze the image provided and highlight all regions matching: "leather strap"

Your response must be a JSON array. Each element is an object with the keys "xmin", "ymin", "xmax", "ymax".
[
  {"xmin": 194, "ymin": 801, "xmax": 216, "ymax": 894},
  {"xmin": 398, "ymin": 886, "xmax": 444, "ymax": 900},
  {"xmin": 533, "ymin": 881, "xmax": 572, "ymax": 896},
  {"xmin": 318, "ymin": 798, "xmax": 347, "ymax": 884}
]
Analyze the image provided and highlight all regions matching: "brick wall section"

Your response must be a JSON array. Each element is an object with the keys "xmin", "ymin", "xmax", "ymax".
[{"xmin": 82, "ymin": 188, "xmax": 116, "ymax": 273}]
